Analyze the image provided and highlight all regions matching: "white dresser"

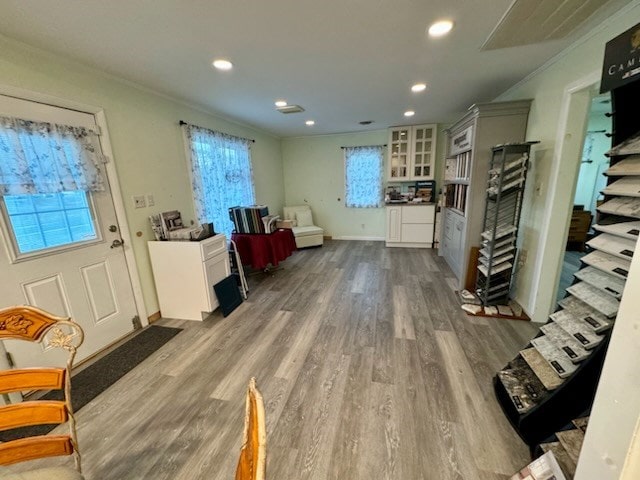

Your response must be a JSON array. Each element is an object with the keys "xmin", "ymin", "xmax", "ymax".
[
  {"xmin": 385, "ymin": 204, "xmax": 436, "ymax": 248},
  {"xmin": 148, "ymin": 234, "xmax": 231, "ymax": 321}
]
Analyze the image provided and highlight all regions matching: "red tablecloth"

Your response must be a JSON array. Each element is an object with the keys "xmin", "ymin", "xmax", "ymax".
[{"xmin": 231, "ymin": 229, "xmax": 297, "ymax": 270}]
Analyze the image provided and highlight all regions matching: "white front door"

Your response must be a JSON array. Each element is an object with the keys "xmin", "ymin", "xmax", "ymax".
[{"xmin": 0, "ymin": 94, "xmax": 138, "ymax": 368}]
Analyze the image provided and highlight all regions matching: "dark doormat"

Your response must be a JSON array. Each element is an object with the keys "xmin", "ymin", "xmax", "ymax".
[{"xmin": 0, "ymin": 325, "xmax": 182, "ymax": 441}]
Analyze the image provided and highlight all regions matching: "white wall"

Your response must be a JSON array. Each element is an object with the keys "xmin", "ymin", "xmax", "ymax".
[
  {"xmin": 0, "ymin": 34, "xmax": 284, "ymax": 317},
  {"xmin": 281, "ymin": 130, "xmax": 388, "ymax": 239},
  {"xmin": 281, "ymin": 126, "xmax": 447, "ymax": 239},
  {"xmin": 495, "ymin": 1, "xmax": 640, "ymax": 322}
]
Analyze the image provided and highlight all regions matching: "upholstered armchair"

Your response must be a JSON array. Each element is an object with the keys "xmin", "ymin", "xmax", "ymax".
[{"xmin": 281, "ymin": 205, "xmax": 324, "ymax": 248}]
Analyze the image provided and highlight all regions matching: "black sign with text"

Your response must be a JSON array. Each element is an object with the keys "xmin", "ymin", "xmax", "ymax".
[{"xmin": 601, "ymin": 22, "xmax": 640, "ymax": 93}]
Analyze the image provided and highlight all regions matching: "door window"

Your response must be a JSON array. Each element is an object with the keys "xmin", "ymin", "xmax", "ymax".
[{"xmin": 1, "ymin": 190, "xmax": 99, "ymax": 258}]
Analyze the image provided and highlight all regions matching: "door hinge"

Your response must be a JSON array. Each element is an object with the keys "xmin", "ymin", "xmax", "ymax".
[
  {"xmin": 132, "ymin": 315, "xmax": 142, "ymax": 330},
  {"xmin": 5, "ymin": 352, "xmax": 15, "ymax": 368}
]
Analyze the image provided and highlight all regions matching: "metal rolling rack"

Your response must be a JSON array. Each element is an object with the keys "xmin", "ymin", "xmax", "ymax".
[{"xmin": 476, "ymin": 142, "xmax": 536, "ymax": 305}]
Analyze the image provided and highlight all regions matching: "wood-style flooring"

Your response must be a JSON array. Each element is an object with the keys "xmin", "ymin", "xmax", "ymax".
[{"xmin": 4, "ymin": 240, "xmax": 540, "ymax": 479}]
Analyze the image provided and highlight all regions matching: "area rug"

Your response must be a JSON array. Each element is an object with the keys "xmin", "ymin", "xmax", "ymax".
[{"xmin": 0, "ymin": 325, "xmax": 182, "ymax": 441}]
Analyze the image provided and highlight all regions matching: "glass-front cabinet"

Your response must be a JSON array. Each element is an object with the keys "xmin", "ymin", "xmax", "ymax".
[
  {"xmin": 412, "ymin": 125, "xmax": 435, "ymax": 179},
  {"xmin": 389, "ymin": 127, "xmax": 410, "ymax": 179},
  {"xmin": 388, "ymin": 124, "xmax": 437, "ymax": 181}
]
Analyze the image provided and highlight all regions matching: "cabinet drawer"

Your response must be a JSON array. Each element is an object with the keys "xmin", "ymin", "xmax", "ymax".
[
  {"xmin": 201, "ymin": 234, "xmax": 227, "ymax": 261},
  {"xmin": 401, "ymin": 223, "xmax": 434, "ymax": 244},
  {"xmin": 402, "ymin": 205, "xmax": 435, "ymax": 224}
]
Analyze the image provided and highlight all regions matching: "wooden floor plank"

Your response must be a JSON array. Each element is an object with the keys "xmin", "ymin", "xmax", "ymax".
[{"xmin": 1, "ymin": 240, "xmax": 537, "ymax": 479}]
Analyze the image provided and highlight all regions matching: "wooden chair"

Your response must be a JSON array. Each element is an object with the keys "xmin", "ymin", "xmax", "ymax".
[
  {"xmin": 235, "ymin": 377, "xmax": 266, "ymax": 480},
  {"xmin": 0, "ymin": 306, "xmax": 85, "ymax": 480}
]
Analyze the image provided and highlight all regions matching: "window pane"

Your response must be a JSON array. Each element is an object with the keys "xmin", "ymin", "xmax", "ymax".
[
  {"xmin": 32, "ymin": 194, "xmax": 63, "ymax": 212},
  {"xmin": 3, "ymin": 191, "xmax": 98, "ymax": 255},
  {"xmin": 4, "ymin": 195, "xmax": 35, "ymax": 215}
]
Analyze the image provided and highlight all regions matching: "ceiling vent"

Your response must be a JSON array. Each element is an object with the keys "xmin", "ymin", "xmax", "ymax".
[
  {"xmin": 482, "ymin": 0, "xmax": 616, "ymax": 50},
  {"xmin": 276, "ymin": 105, "xmax": 305, "ymax": 114}
]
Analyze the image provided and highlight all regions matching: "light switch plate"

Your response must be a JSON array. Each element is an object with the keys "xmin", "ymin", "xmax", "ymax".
[
  {"xmin": 133, "ymin": 195, "xmax": 146, "ymax": 208},
  {"xmin": 147, "ymin": 194, "xmax": 155, "ymax": 207}
]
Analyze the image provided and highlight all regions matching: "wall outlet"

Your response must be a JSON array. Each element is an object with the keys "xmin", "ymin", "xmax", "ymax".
[
  {"xmin": 133, "ymin": 195, "xmax": 146, "ymax": 209},
  {"xmin": 147, "ymin": 194, "xmax": 155, "ymax": 207}
]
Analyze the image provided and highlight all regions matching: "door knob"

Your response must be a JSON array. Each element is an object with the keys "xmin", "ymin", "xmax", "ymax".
[
  {"xmin": 110, "ymin": 239, "xmax": 124, "ymax": 249},
  {"xmin": 108, "ymin": 225, "xmax": 118, "ymax": 232}
]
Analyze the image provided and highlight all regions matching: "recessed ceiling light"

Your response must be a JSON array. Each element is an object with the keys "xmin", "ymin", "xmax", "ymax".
[
  {"xmin": 305, "ymin": 120, "xmax": 315, "ymax": 126},
  {"xmin": 411, "ymin": 83, "xmax": 427, "ymax": 93},
  {"xmin": 275, "ymin": 100, "xmax": 287, "ymax": 107},
  {"xmin": 212, "ymin": 59, "xmax": 233, "ymax": 70},
  {"xmin": 428, "ymin": 20, "xmax": 454, "ymax": 37},
  {"xmin": 404, "ymin": 110, "xmax": 415, "ymax": 117}
]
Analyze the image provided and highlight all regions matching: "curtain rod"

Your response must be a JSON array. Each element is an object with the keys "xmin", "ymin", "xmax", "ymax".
[
  {"xmin": 340, "ymin": 144, "xmax": 387, "ymax": 149},
  {"xmin": 179, "ymin": 120, "xmax": 255, "ymax": 143}
]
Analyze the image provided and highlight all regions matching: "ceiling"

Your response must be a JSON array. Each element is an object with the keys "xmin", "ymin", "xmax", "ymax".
[{"xmin": 0, "ymin": 0, "xmax": 632, "ymax": 137}]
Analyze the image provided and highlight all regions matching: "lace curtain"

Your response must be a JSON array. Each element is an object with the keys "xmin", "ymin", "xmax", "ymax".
[
  {"xmin": 0, "ymin": 116, "xmax": 105, "ymax": 195},
  {"xmin": 344, "ymin": 145, "xmax": 384, "ymax": 208},
  {"xmin": 185, "ymin": 124, "xmax": 255, "ymax": 237}
]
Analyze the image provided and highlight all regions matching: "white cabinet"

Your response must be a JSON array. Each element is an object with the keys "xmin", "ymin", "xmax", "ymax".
[
  {"xmin": 386, "ymin": 206, "xmax": 402, "ymax": 242},
  {"xmin": 148, "ymin": 234, "xmax": 231, "ymax": 321},
  {"xmin": 385, "ymin": 204, "xmax": 435, "ymax": 248},
  {"xmin": 439, "ymin": 100, "xmax": 531, "ymax": 289},
  {"xmin": 388, "ymin": 124, "xmax": 437, "ymax": 181},
  {"xmin": 441, "ymin": 208, "xmax": 466, "ymax": 279}
]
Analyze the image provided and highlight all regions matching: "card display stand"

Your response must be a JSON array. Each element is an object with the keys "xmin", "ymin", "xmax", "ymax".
[
  {"xmin": 476, "ymin": 143, "xmax": 534, "ymax": 305},
  {"xmin": 494, "ymin": 80, "xmax": 640, "ymax": 446}
]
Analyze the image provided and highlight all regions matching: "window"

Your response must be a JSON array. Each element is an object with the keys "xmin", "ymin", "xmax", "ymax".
[
  {"xmin": 184, "ymin": 125, "xmax": 255, "ymax": 237},
  {"xmin": 2, "ymin": 191, "xmax": 97, "ymax": 255},
  {"xmin": 344, "ymin": 145, "xmax": 384, "ymax": 208},
  {"xmin": 0, "ymin": 114, "xmax": 105, "ymax": 258}
]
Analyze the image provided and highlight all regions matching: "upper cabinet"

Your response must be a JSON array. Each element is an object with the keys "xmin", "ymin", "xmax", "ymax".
[{"xmin": 388, "ymin": 124, "xmax": 437, "ymax": 181}]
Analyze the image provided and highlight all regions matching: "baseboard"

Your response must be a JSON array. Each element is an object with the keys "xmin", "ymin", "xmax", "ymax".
[
  {"xmin": 148, "ymin": 311, "xmax": 162, "ymax": 323},
  {"xmin": 332, "ymin": 236, "xmax": 385, "ymax": 241}
]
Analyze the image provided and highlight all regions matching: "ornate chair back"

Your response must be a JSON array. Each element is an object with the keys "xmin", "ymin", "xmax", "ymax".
[{"xmin": 0, "ymin": 305, "xmax": 84, "ymax": 476}]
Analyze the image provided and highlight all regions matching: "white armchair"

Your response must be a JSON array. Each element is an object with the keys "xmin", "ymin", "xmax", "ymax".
[{"xmin": 281, "ymin": 205, "xmax": 324, "ymax": 248}]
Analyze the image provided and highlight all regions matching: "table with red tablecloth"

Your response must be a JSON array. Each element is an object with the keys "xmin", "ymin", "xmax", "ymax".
[{"xmin": 231, "ymin": 229, "xmax": 297, "ymax": 270}]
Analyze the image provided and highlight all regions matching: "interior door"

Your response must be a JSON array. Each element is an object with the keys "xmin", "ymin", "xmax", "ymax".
[{"xmin": 0, "ymin": 94, "xmax": 137, "ymax": 368}]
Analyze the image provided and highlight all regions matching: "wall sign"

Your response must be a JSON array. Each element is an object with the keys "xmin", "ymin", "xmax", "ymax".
[
  {"xmin": 450, "ymin": 125, "xmax": 473, "ymax": 156},
  {"xmin": 601, "ymin": 21, "xmax": 640, "ymax": 93}
]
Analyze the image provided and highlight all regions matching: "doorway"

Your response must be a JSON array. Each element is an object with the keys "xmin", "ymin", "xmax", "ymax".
[
  {"xmin": 0, "ymin": 93, "xmax": 142, "ymax": 369},
  {"xmin": 555, "ymin": 93, "xmax": 612, "ymax": 302}
]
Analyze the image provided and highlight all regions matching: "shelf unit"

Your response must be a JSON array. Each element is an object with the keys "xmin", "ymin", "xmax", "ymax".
[
  {"xmin": 476, "ymin": 143, "xmax": 534, "ymax": 305},
  {"xmin": 387, "ymin": 124, "xmax": 437, "ymax": 181},
  {"xmin": 494, "ymin": 80, "xmax": 640, "ymax": 447},
  {"xmin": 440, "ymin": 100, "xmax": 532, "ymax": 287}
]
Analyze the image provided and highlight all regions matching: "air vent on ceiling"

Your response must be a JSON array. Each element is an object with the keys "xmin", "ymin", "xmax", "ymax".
[
  {"xmin": 482, "ymin": 0, "xmax": 616, "ymax": 50},
  {"xmin": 277, "ymin": 105, "xmax": 305, "ymax": 114}
]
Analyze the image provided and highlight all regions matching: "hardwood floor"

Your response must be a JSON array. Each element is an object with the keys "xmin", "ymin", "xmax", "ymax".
[{"xmin": 3, "ymin": 240, "xmax": 539, "ymax": 479}]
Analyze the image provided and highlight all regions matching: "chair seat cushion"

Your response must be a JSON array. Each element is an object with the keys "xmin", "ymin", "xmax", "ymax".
[
  {"xmin": 1, "ymin": 466, "xmax": 84, "ymax": 480},
  {"xmin": 292, "ymin": 225, "xmax": 323, "ymax": 237}
]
